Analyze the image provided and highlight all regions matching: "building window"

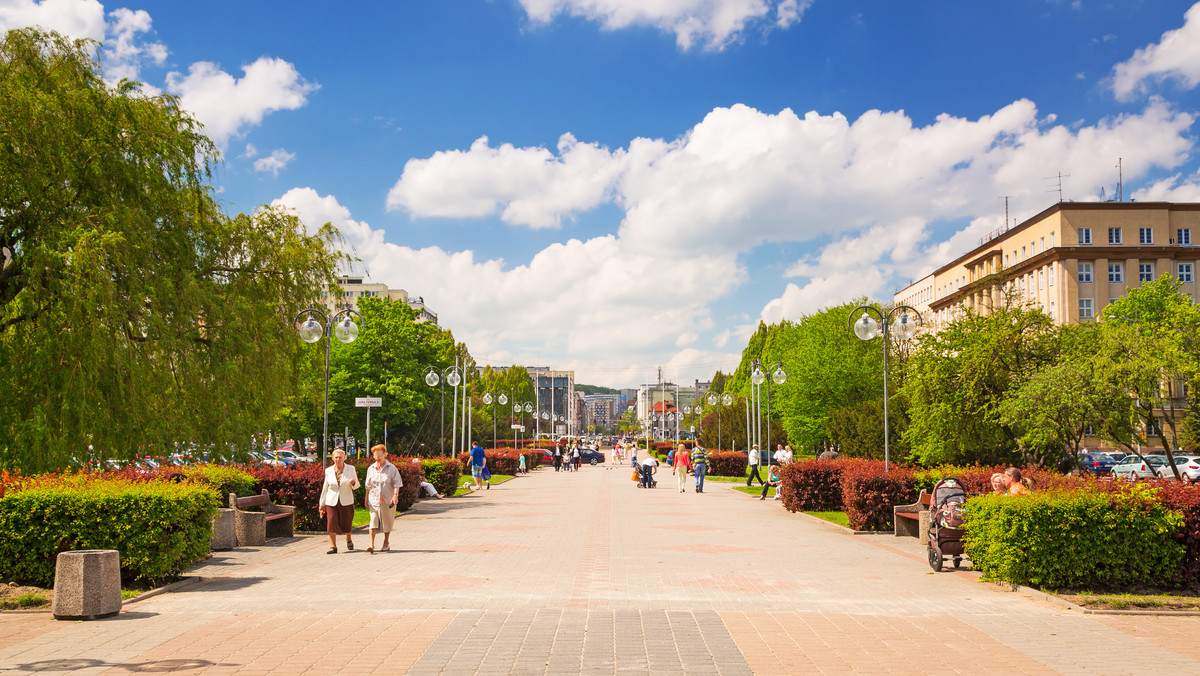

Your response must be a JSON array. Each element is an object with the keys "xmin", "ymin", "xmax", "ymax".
[
  {"xmin": 1139, "ymin": 263, "xmax": 1154, "ymax": 282},
  {"xmin": 1049, "ymin": 301, "xmax": 1056, "ymax": 319},
  {"xmin": 1140, "ymin": 227, "xmax": 1153, "ymax": 245},
  {"xmin": 1079, "ymin": 298, "xmax": 1094, "ymax": 320},
  {"xmin": 1079, "ymin": 228, "xmax": 1092, "ymax": 245},
  {"xmin": 1108, "ymin": 263, "xmax": 1123, "ymax": 283},
  {"xmin": 1049, "ymin": 263, "xmax": 1055, "ymax": 286},
  {"xmin": 1038, "ymin": 269, "xmax": 1044, "ymax": 290},
  {"xmin": 1078, "ymin": 262, "xmax": 1093, "ymax": 283},
  {"xmin": 1004, "ymin": 254, "xmax": 1009, "ymax": 267},
  {"xmin": 1180, "ymin": 263, "xmax": 1195, "ymax": 283},
  {"xmin": 1109, "ymin": 228, "xmax": 1122, "ymax": 244},
  {"xmin": 1021, "ymin": 246, "xmax": 1026, "ymax": 260},
  {"xmin": 1179, "ymin": 228, "xmax": 1192, "ymax": 245},
  {"xmin": 1050, "ymin": 232, "xmax": 1055, "ymax": 248}
]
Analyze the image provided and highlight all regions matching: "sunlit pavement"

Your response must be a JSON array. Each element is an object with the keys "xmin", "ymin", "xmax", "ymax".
[{"xmin": 2, "ymin": 465, "xmax": 1199, "ymax": 675}]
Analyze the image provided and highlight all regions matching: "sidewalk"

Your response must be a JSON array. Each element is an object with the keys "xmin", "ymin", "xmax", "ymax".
[{"xmin": 1, "ymin": 465, "xmax": 1198, "ymax": 674}]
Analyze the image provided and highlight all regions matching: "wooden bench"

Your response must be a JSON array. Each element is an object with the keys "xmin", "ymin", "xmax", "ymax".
[
  {"xmin": 229, "ymin": 490, "xmax": 295, "ymax": 547},
  {"xmin": 894, "ymin": 491, "xmax": 932, "ymax": 540}
]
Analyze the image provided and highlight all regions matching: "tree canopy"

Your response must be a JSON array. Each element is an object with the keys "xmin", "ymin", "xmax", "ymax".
[{"xmin": 0, "ymin": 29, "xmax": 345, "ymax": 471}]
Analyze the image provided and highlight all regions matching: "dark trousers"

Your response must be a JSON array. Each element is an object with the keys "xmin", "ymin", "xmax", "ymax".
[
  {"xmin": 641, "ymin": 467, "xmax": 654, "ymax": 487},
  {"xmin": 747, "ymin": 464, "xmax": 764, "ymax": 486},
  {"xmin": 554, "ymin": 456, "xmax": 561, "ymax": 471},
  {"xmin": 760, "ymin": 481, "xmax": 777, "ymax": 498}
]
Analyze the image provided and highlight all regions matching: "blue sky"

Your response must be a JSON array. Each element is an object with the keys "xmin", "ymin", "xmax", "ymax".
[{"xmin": 7, "ymin": 0, "xmax": 1200, "ymax": 387}]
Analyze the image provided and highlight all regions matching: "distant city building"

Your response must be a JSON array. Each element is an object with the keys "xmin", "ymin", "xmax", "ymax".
[
  {"xmin": 583, "ymin": 394, "xmax": 621, "ymax": 430},
  {"xmin": 329, "ymin": 275, "xmax": 438, "ymax": 324},
  {"xmin": 527, "ymin": 367, "xmax": 576, "ymax": 437}
]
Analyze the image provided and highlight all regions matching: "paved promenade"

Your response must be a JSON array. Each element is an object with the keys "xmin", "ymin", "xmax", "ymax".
[{"xmin": 1, "ymin": 464, "xmax": 1199, "ymax": 675}]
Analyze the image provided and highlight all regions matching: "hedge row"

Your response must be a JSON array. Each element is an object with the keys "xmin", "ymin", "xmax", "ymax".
[
  {"xmin": 0, "ymin": 479, "xmax": 219, "ymax": 587},
  {"xmin": 456, "ymin": 449, "xmax": 539, "ymax": 476},
  {"xmin": 964, "ymin": 487, "xmax": 1184, "ymax": 588},
  {"xmin": 706, "ymin": 452, "xmax": 748, "ymax": 477}
]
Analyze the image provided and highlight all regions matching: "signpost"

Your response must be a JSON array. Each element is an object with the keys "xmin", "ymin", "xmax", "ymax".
[{"xmin": 356, "ymin": 397, "xmax": 382, "ymax": 454}]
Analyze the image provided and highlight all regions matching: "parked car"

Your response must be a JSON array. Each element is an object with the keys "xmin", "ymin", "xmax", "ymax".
[
  {"xmin": 258, "ymin": 451, "xmax": 294, "ymax": 467},
  {"xmin": 1077, "ymin": 453, "xmax": 1116, "ymax": 476},
  {"xmin": 579, "ymin": 449, "xmax": 606, "ymax": 465},
  {"xmin": 536, "ymin": 449, "xmax": 554, "ymax": 465},
  {"xmin": 1112, "ymin": 454, "xmax": 1167, "ymax": 480},
  {"xmin": 1156, "ymin": 456, "xmax": 1200, "ymax": 482},
  {"xmin": 272, "ymin": 449, "xmax": 309, "ymax": 463}
]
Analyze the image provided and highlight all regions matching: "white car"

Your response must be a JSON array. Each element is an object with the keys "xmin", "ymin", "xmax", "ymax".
[
  {"xmin": 272, "ymin": 449, "xmax": 309, "ymax": 463},
  {"xmin": 1112, "ymin": 455, "xmax": 1167, "ymax": 480},
  {"xmin": 1155, "ymin": 456, "xmax": 1200, "ymax": 482}
]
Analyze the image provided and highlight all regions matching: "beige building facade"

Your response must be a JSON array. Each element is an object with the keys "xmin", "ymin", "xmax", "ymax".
[
  {"xmin": 328, "ymin": 275, "xmax": 438, "ymax": 324},
  {"xmin": 895, "ymin": 202, "xmax": 1200, "ymax": 327}
]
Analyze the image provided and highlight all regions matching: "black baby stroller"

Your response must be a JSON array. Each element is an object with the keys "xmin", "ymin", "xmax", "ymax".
[{"xmin": 928, "ymin": 477, "xmax": 968, "ymax": 571}]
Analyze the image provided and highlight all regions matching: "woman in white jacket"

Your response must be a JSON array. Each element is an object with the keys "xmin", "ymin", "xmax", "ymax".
[{"xmin": 319, "ymin": 449, "xmax": 359, "ymax": 554}]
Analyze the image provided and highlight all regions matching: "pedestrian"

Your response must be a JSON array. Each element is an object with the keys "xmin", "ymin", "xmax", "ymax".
[
  {"xmin": 469, "ymin": 440, "xmax": 487, "ymax": 491},
  {"xmin": 572, "ymin": 444, "xmax": 581, "ymax": 471},
  {"xmin": 760, "ymin": 464, "xmax": 781, "ymax": 500},
  {"xmin": 319, "ymin": 448, "xmax": 359, "ymax": 554},
  {"xmin": 783, "ymin": 445, "xmax": 794, "ymax": 464},
  {"xmin": 747, "ymin": 444, "xmax": 764, "ymax": 486},
  {"xmin": 364, "ymin": 445, "xmax": 401, "ymax": 554},
  {"xmin": 640, "ymin": 454, "xmax": 659, "ymax": 488},
  {"xmin": 773, "ymin": 444, "xmax": 787, "ymax": 467},
  {"xmin": 1004, "ymin": 467, "xmax": 1033, "ymax": 495},
  {"xmin": 673, "ymin": 443, "xmax": 691, "ymax": 493},
  {"xmin": 553, "ymin": 443, "xmax": 562, "ymax": 472},
  {"xmin": 518, "ymin": 454, "xmax": 527, "ymax": 474},
  {"xmin": 691, "ymin": 444, "xmax": 708, "ymax": 493}
]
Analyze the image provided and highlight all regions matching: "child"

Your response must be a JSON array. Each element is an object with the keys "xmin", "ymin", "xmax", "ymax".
[{"xmin": 518, "ymin": 454, "xmax": 527, "ymax": 474}]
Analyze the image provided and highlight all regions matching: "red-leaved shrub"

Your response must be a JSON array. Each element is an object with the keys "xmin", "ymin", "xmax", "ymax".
[
  {"xmin": 706, "ymin": 452, "xmax": 748, "ymax": 477},
  {"xmin": 841, "ymin": 463, "xmax": 918, "ymax": 531},
  {"xmin": 780, "ymin": 459, "xmax": 847, "ymax": 512}
]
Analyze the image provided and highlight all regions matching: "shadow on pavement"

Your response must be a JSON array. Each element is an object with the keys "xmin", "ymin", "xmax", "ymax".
[
  {"xmin": 9, "ymin": 657, "xmax": 233, "ymax": 672},
  {"xmin": 185, "ymin": 576, "xmax": 268, "ymax": 593}
]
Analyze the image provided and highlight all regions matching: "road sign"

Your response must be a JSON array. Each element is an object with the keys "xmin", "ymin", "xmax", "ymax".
[
  {"xmin": 690, "ymin": 426, "xmax": 696, "ymax": 433},
  {"xmin": 355, "ymin": 397, "xmax": 382, "ymax": 407},
  {"xmin": 510, "ymin": 424, "xmax": 522, "ymax": 430}
]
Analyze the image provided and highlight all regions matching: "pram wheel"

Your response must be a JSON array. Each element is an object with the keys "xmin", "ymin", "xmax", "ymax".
[
  {"xmin": 952, "ymin": 557, "xmax": 962, "ymax": 570},
  {"xmin": 928, "ymin": 545, "xmax": 943, "ymax": 572}
]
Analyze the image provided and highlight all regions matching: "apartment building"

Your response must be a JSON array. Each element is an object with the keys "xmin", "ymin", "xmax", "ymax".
[
  {"xmin": 329, "ymin": 275, "xmax": 438, "ymax": 324},
  {"xmin": 895, "ymin": 202, "xmax": 1200, "ymax": 326}
]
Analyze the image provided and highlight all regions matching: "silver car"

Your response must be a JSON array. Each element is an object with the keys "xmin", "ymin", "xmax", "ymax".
[
  {"xmin": 1155, "ymin": 456, "xmax": 1200, "ymax": 482},
  {"xmin": 1112, "ymin": 454, "xmax": 1167, "ymax": 480}
]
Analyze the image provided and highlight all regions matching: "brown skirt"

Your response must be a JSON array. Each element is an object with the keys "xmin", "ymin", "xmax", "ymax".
[{"xmin": 325, "ymin": 503, "xmax": 354, "ymax": 534}]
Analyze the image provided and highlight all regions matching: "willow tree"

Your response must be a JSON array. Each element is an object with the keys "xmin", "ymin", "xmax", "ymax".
[{"xmin": 0, "ymin": 29, "xmax": 345, "ymax": 471}]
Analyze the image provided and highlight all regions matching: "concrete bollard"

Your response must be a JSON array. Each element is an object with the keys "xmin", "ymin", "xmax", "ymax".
[
  {"xmin": 52, "ymin": 550, "xmax": 121, "ymax": 620},
  {"xmin": 210, "ymin": 508, "xmax": 236, "ymax": 551}
]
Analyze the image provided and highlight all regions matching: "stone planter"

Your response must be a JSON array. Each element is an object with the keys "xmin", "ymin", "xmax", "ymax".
[
  {"xmin": 211, "ymin": 508, "xmax": 236, "ymax": 551},
  {"xmin": 52, "ymin": 550, "xmax": 121, "ymax": 620}
]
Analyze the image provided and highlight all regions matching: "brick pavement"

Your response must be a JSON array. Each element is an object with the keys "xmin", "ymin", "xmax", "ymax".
[{"xmin": 0, "ymin": 465, "xmax": 1199, "ymax": 674}]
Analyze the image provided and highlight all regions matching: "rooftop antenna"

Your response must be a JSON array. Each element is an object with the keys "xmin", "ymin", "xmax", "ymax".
[
  {"xmin": 1044, "ymin": 172, "xmax": 1070, "ymax": 202},
  {"xmin": 1000, "ymin": 196, "xmax": 1010, "ymax": 228},
  {"xmin": 1116, "ymin": 157, "xmax": 1123, "ymax": 202}
]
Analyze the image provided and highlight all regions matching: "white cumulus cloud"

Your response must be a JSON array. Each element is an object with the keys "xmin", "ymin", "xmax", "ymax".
[
  {"xmin": 275, "ymin": 188, "xmax": 745, "ymax": 387},
  {"xmin": 100, "ymin": 7, "xmax": 166, "ymax": 85},
  {"xmin": 1112, "ymin": 2, "xmax": 1200, "ymax": 100},
  {"xmin": 516, "ymin": 0, "xmax": 813, "ymax": 51},
  {"xmin": 0, "ymin": 0, "xmax": 105, "ymax": 40},
  {"xmin": 165, "ymin": 57, "xmax": 317, "ymax": 147},
  {"xmin": 253, "ymin": 148, "xmax": 296, "ymax": 177}
]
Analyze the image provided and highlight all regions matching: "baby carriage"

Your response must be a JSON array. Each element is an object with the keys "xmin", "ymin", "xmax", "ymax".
[
  {"xmin": 928, "ymin": 477, "xmax": 968, "ymax": 572},
  {"xmin": 635, "ymin": 463, "xmax": 657, "ymax": 488}
]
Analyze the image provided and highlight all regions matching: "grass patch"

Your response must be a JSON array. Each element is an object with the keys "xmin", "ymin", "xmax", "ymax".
[
  {"xmin": 804, "ymin": 511, "xmax": 850, "ymax": 528},
  {"xmin": 1060, "ymin": 591, "xmax": 1200, "ymax": 611},
  {"xmin": 452, "ymin": 474, "xmax": 514, "ymax": 496},
  {"xmin": 0, "ymin": 591, "xmax": 48, "ymax": 610},
  {"xmin": 732, "ymin": 485, "xmax": 776, "ymax": 498},
  {"xmin": 353, "ymin": 508, "xmax": 370, "ymax": 528},
  {"xmin": 121, "ymin": 589, "xmax": 142, "ymax": 601}
]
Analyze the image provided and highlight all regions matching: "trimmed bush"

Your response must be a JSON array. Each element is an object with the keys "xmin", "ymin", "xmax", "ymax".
[
  {"xmin": 0, "ymin": 479, "xmax": 218, "ymax": 587},
  {"xmin": 456, "ymin": 450, "xmax": 522, "ymax": 475},
  {"xmin": 841, "ymin": 463, "xmax": 917, "ymax": 531},
  {"xmin": 417, "ymin": 458, "xmax": 462, "ymax": 498},
  {"xmin": 780, "ymin": 459, "xmax": 846, "ymax": 512},
  {"xmin": 1143, "ymin": 481, "xmax": 1200, "ymax": 583},
  {"xmin": 963, "ymin": 487, "xmax": 1184, "ymax": 589},
  {"xmin": 706, "ymin": 452, "xmax": 748, "ymax": 477}
]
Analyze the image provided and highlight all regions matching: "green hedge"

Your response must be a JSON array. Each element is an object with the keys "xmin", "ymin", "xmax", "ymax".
[
  {"xmin": 419, "ymin": 458, "xmax": 461, "ymax": 498},
  {"xmin": 0, "ymin": 479, "xmax": 218, "ymax": 587},
  {"xmin": 963, "ymin": 488, "xmax": 1184, "ymax": 589}
]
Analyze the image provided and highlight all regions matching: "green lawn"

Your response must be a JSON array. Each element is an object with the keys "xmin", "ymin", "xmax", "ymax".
[
  {"xmin": 732, "ymin": 485, "xmax": 776, "ymax": 498},
  {"xmin": 805, "ymin": 511, "xmax": 849, "ymax": 527},
  {"xmin": 451, "ymin": 474, "xmax": 514, "ymax": 496}
]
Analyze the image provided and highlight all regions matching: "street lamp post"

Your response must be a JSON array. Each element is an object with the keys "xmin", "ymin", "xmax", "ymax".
[
  {"xmin": 764, "ymin": 360, "xmax": 788, "ymax": 465},
  {"xmin": 482, "ymin": 391, "xmax": 497, "ymax": 449},
  {"xmin": 295, "ymin": 306, "xmax": 364, "ymax": 466},
  {"xmin": 751, "ymin": 359, "xmax": 766, "ymax": 472},
  {"xmin": 849, "ymin": 305, "xmax": 922, "ymax": 471},
  {"xmin": 522, "ymin": 402, "xmax": 533, "ymax": 448},
  {"xmin": 424, "ymin": 365, "xmax": 462, "ymax": 456}
]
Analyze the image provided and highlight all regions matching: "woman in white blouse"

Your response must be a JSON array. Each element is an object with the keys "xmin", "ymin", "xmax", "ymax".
[
  {"xmin": 319, "ymin": 448, "xmax": 359, "ymax": 554},
  {"xmin": 364, "ymin": 445, "xmax": 402, "ymax": 553}
]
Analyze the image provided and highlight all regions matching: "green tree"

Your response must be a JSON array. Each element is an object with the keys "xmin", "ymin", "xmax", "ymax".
[
  {"xmin": 903, "ymin": 298, "xmax": 1062, "ymax": 466},
  {"xmin": 1092, "ymin": 276, "xmax": 1200, "ymax": 477},
  {"xmin": 0, "ymin": 29, "xmax": 345, "ymax": 471}
]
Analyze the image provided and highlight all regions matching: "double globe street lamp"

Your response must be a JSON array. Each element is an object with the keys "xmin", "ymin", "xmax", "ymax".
[
  {"xmin": 425, "ymin": 366, "xmax": 462, "ymax": 456},
  {"xmin": 849, "ymin": 305, "xmax": 922, "ymax": 471},
  {"xmin": 750, "ymin": 358, "xmax": 787, "ymax": 468},
  {"xmin": 295, "ymin": 306, "xmax": 364, "ymax": 465},
  {"xmin": 705, "ymin": 391, "xmax": 734, "ymax": 450}
]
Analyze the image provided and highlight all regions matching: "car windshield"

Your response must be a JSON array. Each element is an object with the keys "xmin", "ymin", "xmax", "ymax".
[{"xmin": 1147, "ymin": 456, "xmax": 1167, "ymax": 465}]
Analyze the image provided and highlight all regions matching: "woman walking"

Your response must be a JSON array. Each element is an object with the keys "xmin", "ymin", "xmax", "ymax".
[
  {"xmin": 319, "ymin": 449, "xmax": 359, "ymax": 554},
  {"xmin": 673, "ymin": 443, "xmax": 691, "ymax": 493},
  {"xmin": 364, "ymin": 445, "xmax": 402, "ymax": 553}
]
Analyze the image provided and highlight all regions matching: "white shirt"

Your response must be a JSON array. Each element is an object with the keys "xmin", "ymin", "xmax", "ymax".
[
  {"xmin": 749, "ymin": 448, "xmax": 760, "ymax": 465},
  {"xmin": 774, "ymin": 449, "xmax": 787, "ymax": 464},
  {"xmin": 641, "ymin": 456, "xmax": 658, "ymax": 467},
  {"xmin": 365, "ymin": 461, "xmax": 402, "ymax": 507}
]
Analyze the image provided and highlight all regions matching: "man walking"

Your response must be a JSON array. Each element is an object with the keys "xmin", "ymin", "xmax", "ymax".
[
  {"xmin": 553, "ymin": 443, "xmax": 562, "ymax": 472},
  {"xmin": 691, "ymin": 445, "xmax": 708, "ymax": 493},
  {"xmin": 747, "ymin": 444, "xmax": 764, "ymax": 486},
  {"xmin": 470, "ymin": 441, "xmax": 487, "ymax": 491}
]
